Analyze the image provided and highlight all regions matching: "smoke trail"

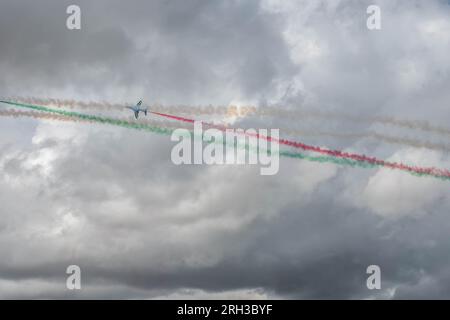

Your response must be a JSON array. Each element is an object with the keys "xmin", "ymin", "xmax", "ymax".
[
  {"xmin": 148, "ymin": 110, "xmax": 450, "ymax": 179},
  {"xmin": 0, "ymin": 109, "xmax": 78, "ymax": 122},
  {"xmin": 256, "ymin": 107, "xmax": 450, "ymax": 136},
  {"xmin": 9, "ymin": 98, "xmax": 450, "ymax": 152},
  {"xmin": 0, "ymin": 110, "xmax": 180, "ymax": 132},
  {"xmin": 2, "ymin": 100, "xmax": 450, "ymax": 181},
  {"xmin": 7, "ymin": 96, "xmax": 125, "ymax": 110},
  {"xmin": 0, "ymin": 100, "xmax": 174, "ymax": 136},
  {"xmin": 1, "ymin": 106, "xmax": 445, "ymax": 180},
  {"xmin": 0, "ymin": 107, "xmax": 388, "ymax": 177},
  {"xmin": 157, "ymin": 119, "xmax": 450, "ymax": 153},
  {"xmin": 279, "ymin": 150, "xmax": 450, "ymax": 181},
  {"xmin": 282, "ymin": 129, "xmax": 450, "ymax": 153},
  {"xmin": 10, "ymin": 96, "xmax": 450, "ymax": 138},
  {"xmin": 8, "ymin": 96, "xmax": 233, "ymax": 115},
  {"xmin": 0, "ymin": 109, "xmax": 199, "ymax": 136}
]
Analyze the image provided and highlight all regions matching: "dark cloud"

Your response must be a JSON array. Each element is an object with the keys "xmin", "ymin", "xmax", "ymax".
[{"xmin": 0, "ymin": 0, "xmax": 295, "ymax": 104}]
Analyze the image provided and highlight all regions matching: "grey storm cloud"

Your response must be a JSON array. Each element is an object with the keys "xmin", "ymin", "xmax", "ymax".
[
  {"xmin": 0, "ymin": 0, "xmax": 296, "ymax": 104},
  {"xmin": 1, "ymin": 0, "xmax": 450, "ymax": 299}
]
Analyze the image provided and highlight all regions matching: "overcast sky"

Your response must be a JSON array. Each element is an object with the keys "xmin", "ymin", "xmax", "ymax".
[{"xmin": 1, "ymin": 0, "xmax": 450, "ymax": 299}]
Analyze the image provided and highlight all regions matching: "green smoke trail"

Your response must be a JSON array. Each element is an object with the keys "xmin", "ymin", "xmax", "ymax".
[
  {"xmin": 280, "ymin": 150, "xmax": 450, "ymax": 181},
  {"xmin": 0, "ymin": 100, "xmax": 174, "ymax": 136},
  {"xmin": 1, "ymin": 100, "xmax": 449, "ymax": 181}
]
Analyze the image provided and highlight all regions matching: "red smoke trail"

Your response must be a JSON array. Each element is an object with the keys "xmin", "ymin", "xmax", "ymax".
[
  {"xmin": 150, "ymin": 111, "xmax": 450, "ymax": 178},
  {"xmin": 150, "ymin": 111, "xmax": 229, "ymax": 130},
  {"xmin": 150, "ymin": 111, "xmax": 195, "ymax": 124}
]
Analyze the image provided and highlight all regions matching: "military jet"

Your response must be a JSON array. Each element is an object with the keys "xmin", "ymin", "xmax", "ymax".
[{"xmin": 125, "ymin": 100, "xmax": 148, "ymax": 119}]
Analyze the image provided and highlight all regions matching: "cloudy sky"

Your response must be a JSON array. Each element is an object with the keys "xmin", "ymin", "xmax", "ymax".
[{"xmin": 1, "ymin": 0, "xmax": 450, "ymax": 299}]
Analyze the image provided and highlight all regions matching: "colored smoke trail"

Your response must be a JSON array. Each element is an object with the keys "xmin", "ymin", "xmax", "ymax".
[
  {"xmin": 249, "ymin": 107, "xmax": 450, "ymax": 137},
  {"xmin": 10, "ymin": 97, "xmax": 450, "ymax": 154},
  {"xmin": 2, "ymin": 100, "xmax": 450, "ymax": 181},
  {"xmin": 0, "ymin": 109, "xmax": 197, "ymax": 133},
  {"xmin": 0, "ymin": 103, "xmax": 366, "ymax": 172},
  {"xmin": 6, "ymin": 96, "xmax": 125, "ymax": 110},
  {"xmin": 0, "ymin": 107, "xmax": 384, "ymax": 177},
  {"xmin": 8, "ymin": 97, "xmax": 450, "ymax": 152},
  {"xmin": 7, "ymin": 96, "xmax": 232, "ymax": 115},
  {"xmin": 282, "ymin": 129, "xmax": 450, "ymax": 153},
  {"xmin": 279, "ymin": 151, "xmax": 449, "ymax": 181},
  {"xmin": 149, "ymin": 110, "xmax": 450, "ymax": 179},
  {"xmin": 0, "ymin": 109, "xmax": 72, "ymax": 120},
  {"xmin": 152, "ymin": 107, "xmax": 450, "ymax": 153},
  {"xmin": 0, "ymin": 106, "xmax": 442, "ymax": 180},
  {"xmin": 10, "ymin": 96, "xmax": 450, "ymax": 138},
  {"xmin": 0, "ymin": 100, "xmax": 174, "ymax": 136}
]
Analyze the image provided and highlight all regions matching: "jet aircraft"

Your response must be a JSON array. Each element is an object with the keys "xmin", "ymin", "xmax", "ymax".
[{"xmin": 126, "ymin": 100, "xmax": 148, "ymax": 119}]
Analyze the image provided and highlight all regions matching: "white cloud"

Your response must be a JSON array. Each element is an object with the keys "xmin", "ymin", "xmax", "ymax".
[
  {"xmin": 361, "ymin": 149, "xmax": 450, "ymax": 217},
  {"xmin": 152, "ymin": 288, "xmax": 277, "ymax": 300}
]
